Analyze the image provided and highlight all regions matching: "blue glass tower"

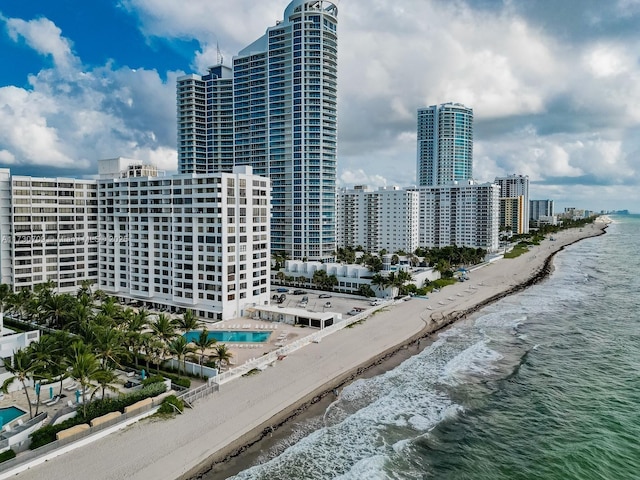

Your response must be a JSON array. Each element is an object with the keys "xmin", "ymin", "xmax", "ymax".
[
  {"xmin": 417, "ymin": 103, "xmax": 473, "ymax": 186},
  {"xmin": 177, "ymin": 0, "xmax": 338, "ymax": 261}
]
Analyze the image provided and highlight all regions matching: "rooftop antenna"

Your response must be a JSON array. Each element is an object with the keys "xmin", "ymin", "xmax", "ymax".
[{"xmin": 216, "ymin": 41, "xmax": 224, "ymax": 65}]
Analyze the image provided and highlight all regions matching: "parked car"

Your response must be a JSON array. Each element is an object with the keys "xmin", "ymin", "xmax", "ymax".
[
  {"xmin": 370, "ymin": 299, "xmax": 384, "ymax": 306},
  {"xmin": 277, "ymin": 294, "xmax": 286, "ymax": 303},
  {"xmin": 277, "ymin": 287, "xmax": 289, "ymax": 293},
  {"xmin": 319, "ymin": 293, "xmax": 332, "ymax": 298},
  {"xmin": 293, "ymin": 289, "xmax": 306, "ymax": 295},
  {"xmin": 324, "ymin": 302, "xmax": 332, "ymax": 308},
  {"xmin": 347, "ymin": 309, "xmax": 359, "ymax": 315}
]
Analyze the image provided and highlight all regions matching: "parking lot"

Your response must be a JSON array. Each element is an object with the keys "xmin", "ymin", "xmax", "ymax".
[{"xmin": 270, "ymin": 288, "xmax": 377, "ymax": 317}]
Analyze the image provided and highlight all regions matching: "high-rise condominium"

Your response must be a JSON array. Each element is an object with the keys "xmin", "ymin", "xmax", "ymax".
[
  {"xmin": 495, "ymin": 175, "xmax": 530, "ymax": 234},
  {"xmin": 417, "ymin": 103, "xmax": 473, "ymax": 186},
  {"xmin": 177, "ymin": 0, "xmax": 338, "ymax": 262}
]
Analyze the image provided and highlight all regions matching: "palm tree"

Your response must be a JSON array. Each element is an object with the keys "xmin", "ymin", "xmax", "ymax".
[
  {"xmin": 41, "ymin": 293, "xmax": 73, "ymax": 329},
  {"xmin": 92, "ymin": 325, "xmax": 128, "ymax": 369},
  {"xmin": 122, "ymin": 310, "xmax": 148, "ymax": 368},
  {"xmin": 27, "ymin": 335, "xmax": 62, "ymax": 408},
  {"xmin": 175, "ymin": 309, "xmax": 202, "ymax": 332},
  {"xmin": 8, "ymin": 288, "xmax": 33, "ymax": 322},
  {"xmin": 370, "ymin": 273, "xmax": 389, "ymax": 296},
  {"xmin": 1, "ymin": 349, "xmax": 42, "ymax": 419},
  {"xmin": 168, "ymin": 336, "xmax": 195, "ymax": 376},
  {"xmin": 193, "ymin": 329, "xmax": 217, "ymax": 377},
  {"xmin": 93, "ymin": 368, "xmax": 120, "ymax": 400},
  {"xmin": 151, "ymin": 313, "xmax": 177, "ymax": 349},
  {"xmin": 212, "ymin": 344, "xmax": 233, "ymax": 370},
  {"xmin": 68, "ymin": 341, "xmax": 101, "ymax": 415},
  {"xmin": 0, "ymin": 283, "xmax": 11, "ymax": 333},
  {"xmin": 147, "ymin": 337, "xmax": 167, "ymax": 374},
  {"xmin": 76, "ymin": 279, "xmax": 94, "ymax": 300},
  {"xmin": 98, "ymin": 296, "xmax": 123, "ymax": 324},
  {"xmin": 66, "ymin": 303, "xmax": 93, "ymax": 336}
]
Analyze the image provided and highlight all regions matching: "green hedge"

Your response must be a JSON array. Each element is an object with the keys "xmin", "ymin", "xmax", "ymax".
[
  {"xmin": 157, "ymin": 395, "xmax": 184, "ymax": 415},
  {"xmin": 0, "ymin": 449, "xmax": 16, "ymax": 463},
  {"xmin": 141, "ymin": 374, "xmax": 166, "ymax": 387},
  {"xmin": 162, "ymin": 372, "xmax": 191, "ymax": 388},
  {"xmin": 29, "ymin": 382, "xmax": 167, "ymax": 449}
]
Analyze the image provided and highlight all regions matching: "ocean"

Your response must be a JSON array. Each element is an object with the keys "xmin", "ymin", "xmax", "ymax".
[{"xmin": 221, "ymin": 216, "xmax": 640, "ymax": 480}]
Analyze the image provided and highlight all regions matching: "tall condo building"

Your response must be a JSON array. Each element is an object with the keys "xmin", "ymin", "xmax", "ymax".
[
  {"xmin": 0, "ymin": 169, "xmax": 99, "ymax": 291},
  {"xmin": 417, "ymin": 103, "xmax": 474, "ymax": 186},
  {"xmin": 177, "ymin": 0, "xmax": 339, "ymax": 262},
  {"xmin": 0, "ymin": 159, "xmax": 271, "ymax": 322},
  {"xmin": 495, "ymin": 175, "xmax": 530, "ymax": 234},
  {"xmin": 336, "ymin": 186, "xmax": 420, "ymax": 254},
  {"xmin": 409, "ymin": 181, "xmax": 500, "ymax": 252}
]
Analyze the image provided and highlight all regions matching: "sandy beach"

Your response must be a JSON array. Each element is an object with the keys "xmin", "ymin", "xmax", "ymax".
[{"xmin": 5, "ymin": 221, "xmax": 608, "ymax": 480}]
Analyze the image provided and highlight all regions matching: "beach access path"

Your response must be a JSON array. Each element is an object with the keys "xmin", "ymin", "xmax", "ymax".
[{"xmin": 7, "ymin": 222, "xmax": 607, "ymax": 480}]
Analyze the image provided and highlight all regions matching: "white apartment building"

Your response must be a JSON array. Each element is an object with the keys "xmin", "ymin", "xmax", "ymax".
[
  {"xmin": 0, "ymin": 169, "xmax": 99, "ymax": 292},
  {"xmin": 336, "ymin": 186, "xmax": 419, "ymax": 254},
  {"xmin": 97, "ymin": 159, "xmax": 271, "ymax": 321},
  {"xmin": 410, "ymin": 181, "xmax": 500, "ymax": 252},
  {"xmin": 0, "ymin": 160, "xmax": 271, "ymax": 322},
  {"xmin": 495, "ymin": 175, "xmax": 530, "ymax": 234}
]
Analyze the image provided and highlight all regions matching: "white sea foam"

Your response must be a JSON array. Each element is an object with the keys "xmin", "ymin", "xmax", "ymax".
[
  {"xmin": 334, "ymin": 455, "xmax": 387, "ymax": 480},
  {"xmin": 441, "ymin": 340, "xmax": 504, "ymax": 384}
]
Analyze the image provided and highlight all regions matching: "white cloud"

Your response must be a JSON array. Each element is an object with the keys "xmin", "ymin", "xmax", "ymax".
[
  {"xmin": 5, "ymin": 16, "xmax": 78, "ymax": 72},
  {"xmin": 0, "ymin": 14, "xmax": 178, "ymax": 174}
]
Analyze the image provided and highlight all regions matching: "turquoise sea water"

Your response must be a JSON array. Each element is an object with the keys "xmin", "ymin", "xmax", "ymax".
[
  {"xmin": 225, "ymin": 216, "xmax": 640, "ymax": 480},
  {"xmin": 183, "ymin": 330, "xmax": 272, "ymax": 343}
]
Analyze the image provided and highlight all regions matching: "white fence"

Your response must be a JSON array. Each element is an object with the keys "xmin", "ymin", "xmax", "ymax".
[{"xmin": 213, "ymin": 302, "xmax": 389, "ymax": 386}]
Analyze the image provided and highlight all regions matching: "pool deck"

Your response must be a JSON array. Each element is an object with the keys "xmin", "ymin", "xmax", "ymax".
[{"xmin": 202, "ymin": 319, "xmax": 303, "ymax": 368}]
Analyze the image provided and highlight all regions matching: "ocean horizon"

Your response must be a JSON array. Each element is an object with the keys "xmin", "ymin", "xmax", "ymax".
[{"xmin": 212, "ymin": 215, "xmax": 640, "ymax": 480}]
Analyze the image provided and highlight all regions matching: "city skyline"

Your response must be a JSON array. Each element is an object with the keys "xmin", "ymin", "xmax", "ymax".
[{"xmin": 1, "ymin": 1, "xmax": 639, "ymax": 212}]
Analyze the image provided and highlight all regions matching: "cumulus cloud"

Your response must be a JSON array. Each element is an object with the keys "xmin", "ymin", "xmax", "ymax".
[
  {"xmin": 5, "ymin": 16, "xmax": 78, "ymax": 71},
  {"xmin": 0, "ymin": 14, "xmax": 178, "ymax": 175}
]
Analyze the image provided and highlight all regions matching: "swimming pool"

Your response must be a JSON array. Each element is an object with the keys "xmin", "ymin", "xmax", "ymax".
[
  {"xmin": 183, "ymin": 330, "xmax": 272, "ymax": 343},
  {"xmin": 0, "ymin": 406, "xmax": 27, "ymax": 425}
]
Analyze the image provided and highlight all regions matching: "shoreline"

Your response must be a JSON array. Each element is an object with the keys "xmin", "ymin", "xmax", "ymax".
[
  {"xmin": 9, "ymin": 222, "xmax": 608, "ymax": 480},
  {"xmin": 186, "ymin": 221, "xmax": 609, "ymax": 479}
]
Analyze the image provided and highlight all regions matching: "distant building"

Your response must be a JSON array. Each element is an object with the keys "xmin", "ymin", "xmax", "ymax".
[
  {"xmin": 272, "ymin": 259, "xmax": 439, "ymax": 297},
  {"xmin": 495, "ymin": 175, "xmax": 529, "ymax": 234},
  {"xmin": 530, "ymin": 199, "xmax": 554, "ymax": 221},
  {"xmin": 417, "ymin": 103, "xmax": 473, "ymax": 186},
  {"xmin": 410, "ymin": 181, "xmax": 500, "ymax": 252},
  {"xmin": 500, "ymin": 197, "xmax": 526, "ymax": 235},
  {"xmin": 336, "ymin": 186, "xmax": 419, "ymax": 253}
]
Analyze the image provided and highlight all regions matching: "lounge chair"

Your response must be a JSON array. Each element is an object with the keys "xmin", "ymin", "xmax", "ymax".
[
  {"xmin": 45, "ymin": 396, "xmax": 60, "ymax": 407},
  {"xmin": 64, "ymin": 381, "xmax": 77, "ymax": 391}
]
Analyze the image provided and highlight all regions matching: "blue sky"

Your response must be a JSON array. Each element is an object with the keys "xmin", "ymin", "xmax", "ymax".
[{"xmin": 1, "ymin": 0, "xmax": 640, "ymax": 212}]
